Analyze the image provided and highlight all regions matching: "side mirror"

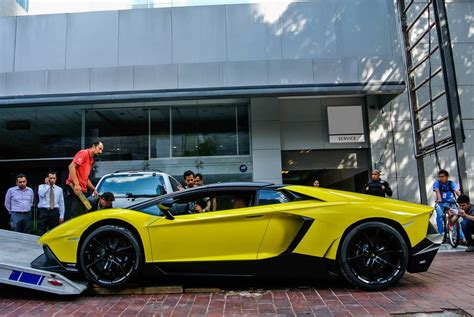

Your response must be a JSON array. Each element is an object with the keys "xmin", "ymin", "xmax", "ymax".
[{"xmin": 158, "ymin": 198, "xmax": 175, "ymax": 220}]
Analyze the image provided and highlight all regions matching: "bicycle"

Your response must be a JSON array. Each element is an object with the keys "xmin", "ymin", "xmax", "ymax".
[{"xmin": 439, "ymin": 204, "xmax": 460, "ymax": 248}]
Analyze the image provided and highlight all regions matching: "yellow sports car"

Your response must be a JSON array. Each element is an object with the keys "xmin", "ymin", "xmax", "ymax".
[{"xmin": 33, "ymin": 182, "xmax": 441, "ymax": 291}]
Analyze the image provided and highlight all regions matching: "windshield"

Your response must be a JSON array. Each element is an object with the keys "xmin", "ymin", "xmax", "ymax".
[{"xmin": 97, "ymin": 174, "xmax": 166, "ymax": 197}]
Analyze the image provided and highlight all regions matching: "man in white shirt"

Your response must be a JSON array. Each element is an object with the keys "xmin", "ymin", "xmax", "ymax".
[{"xmin": 37, "ymin": 171, "xmax": 65, "ymax": 235}]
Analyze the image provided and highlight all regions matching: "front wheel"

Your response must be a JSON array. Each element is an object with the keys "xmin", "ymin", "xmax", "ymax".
[
  {"xmin": 78, "ymin": 225, "xmax": 143, "ymax": 288},
  {"xmin": 447, "ymin": 218, "xmax": 460, "ymax": 248},
  {"xmin": 338, "ymin": 222, "xmax": 409, "ymax": 291}
]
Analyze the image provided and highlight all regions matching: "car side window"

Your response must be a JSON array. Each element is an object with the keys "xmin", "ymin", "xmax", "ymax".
[
  {"xmin": 169, "ymin": 176, "xmax": 182, "ymax": 192},
  {"xmin": 258, "ymin": 189, "xmax": 290, "ymax": 206},
  {"xmin": 166, "ymin": 190, "xmax": 255, "ymax": 216},
  {"xmin": 138, "ymin": 204, "xmax": 164, "ymax": 216}
]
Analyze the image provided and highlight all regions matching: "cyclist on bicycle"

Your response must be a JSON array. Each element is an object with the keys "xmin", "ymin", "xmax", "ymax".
[{"xmin": 433, "ymin": 169, "xmax": 465, "ymax": 242}]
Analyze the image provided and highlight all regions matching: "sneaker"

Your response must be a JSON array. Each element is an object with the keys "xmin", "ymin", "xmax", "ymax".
[{"xmin": 465, "ymin": 246, "xmax": 474, "ymax": 252}]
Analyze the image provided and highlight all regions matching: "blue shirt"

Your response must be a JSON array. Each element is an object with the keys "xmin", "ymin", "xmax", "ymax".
[
  {"xmin": 433, "ymin": 180, "xmax": 458, "ymax": 203},
  {"xmin": 38, "ymin": 184, "xmax": 65, "ymax": 219},
  {"xmin": 4, "ymin": 186, "xmax": 34, "ymax": 213}
]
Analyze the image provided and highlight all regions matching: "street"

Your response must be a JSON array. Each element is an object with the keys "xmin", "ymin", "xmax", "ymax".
[{"xmin": 0, "ymin": 251, "xmax": 473, "ymax": 316}]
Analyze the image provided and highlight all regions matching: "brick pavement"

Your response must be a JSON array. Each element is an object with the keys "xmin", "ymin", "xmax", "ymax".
[{"xmin": 0, "ymin": 252, "xmax": 473, "ymax": 316}]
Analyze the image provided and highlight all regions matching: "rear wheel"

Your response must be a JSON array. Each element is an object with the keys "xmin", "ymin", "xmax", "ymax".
[
  {"xmin": 79, "ymin": 225, "xmax": 143, "ymax": 288},
  {"xmin": 338, "ymin": 222, "xmax": 408, "ymax": 291}
]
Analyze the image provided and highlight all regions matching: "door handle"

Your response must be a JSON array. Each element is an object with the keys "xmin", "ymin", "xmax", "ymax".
[{"xmin": 246, "ymin": 215, "xmax": 264, "ymax": 219}]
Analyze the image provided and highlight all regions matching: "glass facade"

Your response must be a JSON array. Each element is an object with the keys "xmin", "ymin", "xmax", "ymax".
[
  {"xmin": 86, "ymin": 108, "xmax": 149, "ymax": 161},
  {"xmin": 0, "ymin": 106, "xmax": 81, "ymax": 159},
  {"xmin": 0, "ymin": 102, "xmax": 250, "ymax": 161},
  {"xmin": 172, "ymin": 105, "xmax": 239, "ymax": 157}
]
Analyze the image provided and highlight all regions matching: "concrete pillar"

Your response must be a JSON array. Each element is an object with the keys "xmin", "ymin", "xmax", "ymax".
[{"xmin": 250, "ymin": 97, "xmax": 282, "ymax": 184}]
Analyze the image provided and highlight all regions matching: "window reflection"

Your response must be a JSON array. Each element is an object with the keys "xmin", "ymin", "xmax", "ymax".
[
  {"xmin": 0, "ymin": 101, "xmax": 250, "ymax": 160},
  {"xmin": 0, "ymin": 106, "xmax": 81, "ymax": 159},
  {"xmin": 237, "ymin": 104, "xmax": 250, "ymax": 155},
  {"xmin": 86, "ymin": 108, "xmax": 148, "ymax": 161},
  {"xmin": 150, "ymin": 108, "xmax": 170, "ymax": 158},
  {"xmin": 172, "ymin": 105, "xmax": 238, "ymax": 157}
]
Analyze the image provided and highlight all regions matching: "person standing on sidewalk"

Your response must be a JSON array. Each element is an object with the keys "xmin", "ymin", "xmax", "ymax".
[
  {"xmin": 363, "ymin": 170, "xmax": 392, "ymax": 197},
  {"xmin": 37, "ymin": 171, "xmax": 65, "ymax": 235},
  {"xmin": 457, "ymin": 195, "xmax": 474, "ymax": 252},
  {"xmin": 4, "ymin": 174, "xmax": 34, "ymax": 233},
  {"xmin": 65, "ymin": 141, "xmax": 103, "ymax": 219}
]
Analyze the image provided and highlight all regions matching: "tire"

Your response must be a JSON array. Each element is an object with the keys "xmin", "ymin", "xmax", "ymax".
[
  {"xmin": 442, "ymin": 213, "xmax": 448, "ymax": 244},
  {"xmin": 78, "ymin": 225, "xmax": 143, "ymax": 288},
  {"xmin": 447, "ymin": 219, "xmax": 460, "ymax": 248},
  {"xmin": 338, "ymin": 222, "xmax": 409, "ymax": 291}
]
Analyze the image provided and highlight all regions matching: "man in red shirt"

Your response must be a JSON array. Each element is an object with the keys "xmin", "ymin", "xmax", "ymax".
[{"xmin": 66, "ymin": 141, "xmax": 104, "ymax": 219}]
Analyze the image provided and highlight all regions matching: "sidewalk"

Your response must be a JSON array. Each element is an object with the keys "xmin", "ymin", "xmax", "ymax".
[{"xmin": 0, "ymin": 252, "xmax": 473, "ymax": 316}]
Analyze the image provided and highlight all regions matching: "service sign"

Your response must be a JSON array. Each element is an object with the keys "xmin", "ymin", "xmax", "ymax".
[
  {"xmin": 329, "ymin": 134, "xmax": 365, "ymax": 143},
  {"xmin": 327, "ymin": 106, "xmax": 366, "ymax": 144}
]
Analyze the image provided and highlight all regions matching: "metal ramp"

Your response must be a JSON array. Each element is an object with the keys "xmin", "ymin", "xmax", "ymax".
[
  {"xmin": 397, "ymin": 0, "xmax": 469, "ymax": 203},
  {"xmin": 0, "ymin": 230, "xmax": 88, "ymax": 295}
]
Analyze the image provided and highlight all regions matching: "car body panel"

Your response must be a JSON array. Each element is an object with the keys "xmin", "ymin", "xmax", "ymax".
[
  {"xmin": 38, "ymin": 209, "xmax": 157, "ymax": 264},
  {"xmin": 148, "ymin": 205, "xmax": 273, "ymax": 262},
  {"xmin": 256, "ymin": 211, "xmax": 306, "ymax": 259}
]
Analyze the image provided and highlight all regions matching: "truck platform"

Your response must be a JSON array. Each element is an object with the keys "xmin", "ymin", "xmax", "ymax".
[{"xmin": 0, "ymin": 229, "xmax": 88, "ymax": 295}]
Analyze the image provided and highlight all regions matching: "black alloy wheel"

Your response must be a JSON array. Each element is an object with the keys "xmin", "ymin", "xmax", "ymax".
[
  {"xmin": 339, "ymin": 222, "xmax": 408, "ymax": 291},
  {"xmin": 79, "ymin": 225, "xmax": 143, "ymax": 288}
]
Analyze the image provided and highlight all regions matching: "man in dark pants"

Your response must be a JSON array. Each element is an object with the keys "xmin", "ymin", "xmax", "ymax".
[
  {"xmin": 364, "ymin": 169, "xmax": 393, "ymax": 197},
  {"xmin": 37, "ymin": 171, "xmax": 65, "ymax": 235},
  {"xmin": 65, "ymin": 141, "xmax": 103, "ymax": 219},
  {"xmin": 4, "ymin": 174, "xmax": 34, "ymax": 233},
  {"xmin": 457, "ymin": 195, "xmax": 474, "ymax": 252}
]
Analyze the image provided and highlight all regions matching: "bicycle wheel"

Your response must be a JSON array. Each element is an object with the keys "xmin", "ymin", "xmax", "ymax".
[
  {"xmin": 442, "ymin": 212, "xmax": 448, "ymax": 244},
  {"xmin": 448, "ymin": 220, "xmax": 460, "ymax": 248}
]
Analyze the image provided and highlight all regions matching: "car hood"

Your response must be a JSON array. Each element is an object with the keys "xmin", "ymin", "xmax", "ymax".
[{"xmin": 283, "ymin": 185, "xmax": 433, "ymax": 215}]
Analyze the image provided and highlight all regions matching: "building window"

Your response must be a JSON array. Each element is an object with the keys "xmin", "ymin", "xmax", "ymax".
[
  {"xmin": 171, "ymin": 105, "xmax": 245, "ymax": 157},
  {"xmin": 86, "ymin": 108, "xmax": 148, "ymax": 161},
  {"xmin": 150, "ymin": 107, "xmax": 171, "ymax": 158},
  {"xmin": 0, "ymin": 106, "xmax": 81, "ymax": 159}
]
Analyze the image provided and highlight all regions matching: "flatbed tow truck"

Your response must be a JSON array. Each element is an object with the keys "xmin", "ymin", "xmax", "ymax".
[{"xmin": 0, "ymin": 229, "xmax": 88, "ymax": 295}]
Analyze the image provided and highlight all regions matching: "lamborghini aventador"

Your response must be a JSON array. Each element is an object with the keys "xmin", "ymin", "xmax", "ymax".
[{"xmin": 33, "ymin": 182, "xmax": 441, "ymax": 291}]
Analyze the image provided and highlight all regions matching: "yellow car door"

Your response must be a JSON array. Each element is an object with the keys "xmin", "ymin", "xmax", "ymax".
[{"xmin": 147, "ymin": 191, "xmax": 273, "ymax": 262}]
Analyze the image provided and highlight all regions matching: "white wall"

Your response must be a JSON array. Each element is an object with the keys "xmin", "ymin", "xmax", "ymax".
[
  {"xmin": 0, "ymin": 0, "xmax": 25, "ymax": 17},
  {"xmin": 250, "ymin": 97, "xmax": 282, "ymax": 184},
  {"xmin": 0, "ymin": 0, "xmax": 403, "ymax": 98},
  {"xmin": 448, "ymin": 0, "xmax": 474, "ymax": 197}
]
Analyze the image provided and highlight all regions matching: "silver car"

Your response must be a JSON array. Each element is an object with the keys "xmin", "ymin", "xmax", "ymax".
[{"xmin": 95, "ymin": 171, "xmax": 182, "ymax": 208}]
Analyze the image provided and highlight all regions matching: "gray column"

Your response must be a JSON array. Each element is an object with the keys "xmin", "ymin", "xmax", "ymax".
[{"xmin": 251, "ymin": 97, "xmax": 282, "ymax": 184}]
